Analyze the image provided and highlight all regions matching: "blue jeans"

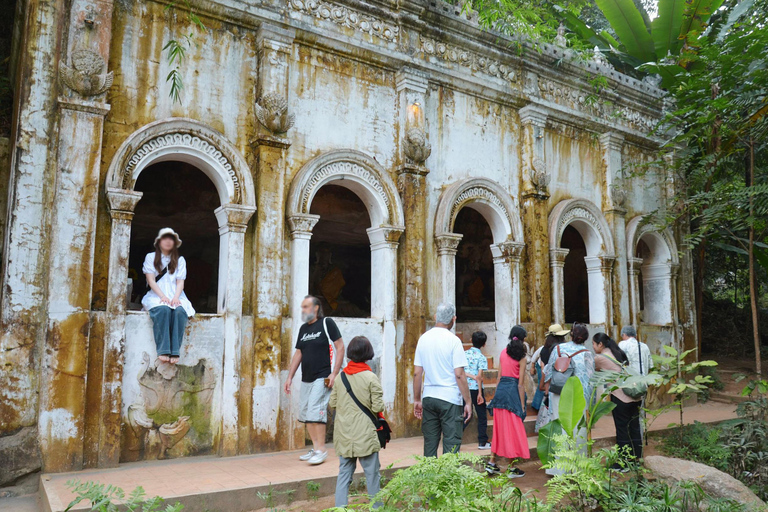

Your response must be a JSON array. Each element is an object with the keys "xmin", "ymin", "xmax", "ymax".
[
  {"xmin": 531, "ymin": 364, "xmax": 545, "ymax": 411},
  {"xmin": 149, "ymin": 305, "xmax": 188, "ymax": 357}
]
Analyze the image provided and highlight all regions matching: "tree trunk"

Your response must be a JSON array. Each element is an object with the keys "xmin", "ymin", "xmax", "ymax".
[
  {"xmin": 748, "ymin": 137, "xmax": 762, "ymax": 376},
  {"xmin": 695, "ymin": 243, "xmax": 706, "ymax": 355}
]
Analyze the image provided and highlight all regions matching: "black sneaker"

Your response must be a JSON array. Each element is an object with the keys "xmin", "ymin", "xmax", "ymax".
[
  {"xmin": 484, "ymin": 463, "xmax": 501, "ymax": 476},
  {"xmin": 610, "ymin": 463, "xmax": 630, "ymax": 473},
  {"xmin": 507, "ymin": 467, "xmax": 525, "ymax": 479}
]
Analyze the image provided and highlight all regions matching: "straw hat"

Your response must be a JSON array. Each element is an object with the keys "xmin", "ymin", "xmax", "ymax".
[
  {"xmin": 546, "ymin": 323, "xmax": 570, "ymax": 336},
  {"xmin": 154, "ymin": 227, "xmax": 182, "ymax": 248}
]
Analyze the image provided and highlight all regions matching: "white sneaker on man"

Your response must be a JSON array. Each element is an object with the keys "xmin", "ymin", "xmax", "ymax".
[
  {"xmin": 478, "ymin": 443, "xmax": 492, "ymax": 450},
  {"xmin": 308, "ymin": 450, "xmax": 328, "ymax": 465},
  {"xmin": 299, "ymin": 449, "xmax": 315, "ymax": 461}
]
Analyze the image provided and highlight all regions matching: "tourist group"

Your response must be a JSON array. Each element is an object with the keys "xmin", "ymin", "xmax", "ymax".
[{"xmin": 143, "ymin": 227, "xmax": 654, "ymax": 509}]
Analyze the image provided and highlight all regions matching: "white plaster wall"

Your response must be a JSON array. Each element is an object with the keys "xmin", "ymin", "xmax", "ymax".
[
  {"xmin": 547, "ymin": 133, "xmax": 604, "ymax": 208},
  {"xmin": 122, "ymin": 313, "xmax": 225, "ymax": 441}
]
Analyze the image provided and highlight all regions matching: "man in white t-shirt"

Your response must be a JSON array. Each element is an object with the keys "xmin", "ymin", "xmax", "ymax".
[
  {"xmin": 413, "ymin": 303, "xmax": 472, "ymax": 457},
  {"xmin": 618, "ymin": 325, "xmax": 653, "ymax": 376}
]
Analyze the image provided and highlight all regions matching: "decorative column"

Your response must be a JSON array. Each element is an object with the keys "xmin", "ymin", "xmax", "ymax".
[
  {"xmin": 286, "ymin": 213, "xmax": 319, "ymax": 449},
  {"xmin": 599, "ymin": 256, "xmax": 616, "ymax": 329},
  {"xmin": 628, "ymin": 257, "xmax": 644, "ymax": 326},
  {"xmin": 251, "ymin": 22, "xmax": 295, "ymax": 453},
  {"xmin": 215, "ymin": 204, "xmax": 256, "ymax": 457},
  {"xmin": 395, "ymin": 67, "xmax": 430, "ymax": 436},
  {"xmin": 549, "ymin": 248, "xmax": 569, "ymax": 325},
  {"xmin": 435, "ymin": 233, "xmax": 463, "ymax": 307},
  {"xmin": 368, "ymin": 226, "xmax": 404, "ymax": 420},
  {"xmin": 39, "ymin": 6, "xmax": 117, "ymax": 471},
  {"xmin": 519, "ymin": 104, "xmax": 551, "ymax": 346},
  {"xmin": 99, "ymin": 188, "xmax": 143, "ymax": 468},
  {"xmin": 490, "ymin": 241, "xmax": 525, "ymax": 357},
  {"xmin": 600, "ymin": 132, "xmax": 629, "ymax": 333},
  {"xmin": 669, "ymin": 263, "xmax": 682, "ymax": 350}
]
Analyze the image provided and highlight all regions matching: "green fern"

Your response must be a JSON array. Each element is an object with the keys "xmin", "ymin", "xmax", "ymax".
[{"xmin": 64, "ymin": 480, "xmax": 183, "ymax": 512}]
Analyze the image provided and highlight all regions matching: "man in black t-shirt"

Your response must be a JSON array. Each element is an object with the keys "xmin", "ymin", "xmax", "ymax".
[{"xmin": 285, "ymin": 295, "xmax": 344, "ymax": 465}]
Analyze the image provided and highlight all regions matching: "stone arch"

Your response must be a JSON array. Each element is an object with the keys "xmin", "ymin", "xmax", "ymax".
[
  {"xmin": 286, "ymin": 150, "xmax": 405, "ymax": 229},
  {"xmin": 106, "ymin": 118, "xmax": 256, "ymax": 208},
  {"xmin": 549, "ymin": 198, "xmax": 615, "ymax": 256},
  {"xmin": 548, "ymin": 199, "xmax": 615, "ymax": 326},
  {"xmin": 626, "ymin": 216, "xmax": 679, "ymax": 326},
  {"xmin": 434, "ymin": 177, "xmax": 524, "ymax": 244},
  {"xmin": 433, "ymin": 178, "xmax": 524, "ymax": 354}
]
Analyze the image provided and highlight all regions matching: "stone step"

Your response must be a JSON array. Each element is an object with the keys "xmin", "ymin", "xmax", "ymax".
[
  {"xmin": 482, "ymin": 368, "xmax": 498, "ymax": 383},
  {"xmin": 709, "ymin": 391, "xmax": 751, "ymax": 404}
]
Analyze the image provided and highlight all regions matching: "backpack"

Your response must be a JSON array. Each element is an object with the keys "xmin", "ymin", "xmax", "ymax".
[{"xmin": 549, "ymin": 345, "xmax": 588, "ymax": 395}]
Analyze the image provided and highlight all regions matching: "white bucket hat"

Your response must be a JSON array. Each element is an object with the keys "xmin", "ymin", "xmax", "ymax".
[{"xmin": 154, "ymin": 227, "xmax": 182, "ymax": 248}]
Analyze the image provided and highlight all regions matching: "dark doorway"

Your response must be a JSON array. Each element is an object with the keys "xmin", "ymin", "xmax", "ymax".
[
  {"xmin": 454, "ymin": 207, "xmax": 495, "ymax": 323},
  {"xmin": 309, "ymin": 185, "xmax": 371, "ymax": 318},
  {"xmin": 563, "ymin": 225, "xmax": 590, "ymax": 324},
  {"xmin": 129, "ymin": 161, "xmax": 221, "ymax": 314}
]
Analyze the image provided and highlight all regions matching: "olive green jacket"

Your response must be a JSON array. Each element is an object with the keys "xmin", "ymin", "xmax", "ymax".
[{"xmin": 329, "ymin": 370, "xmax": 384, "ymax": 458}]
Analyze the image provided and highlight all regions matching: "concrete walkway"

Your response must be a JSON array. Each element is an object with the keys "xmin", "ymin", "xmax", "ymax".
[{"xmin": 38, "ymin": 402, "xmax": 737, "ymax": 512}]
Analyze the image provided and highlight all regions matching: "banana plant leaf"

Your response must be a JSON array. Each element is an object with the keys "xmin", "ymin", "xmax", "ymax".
[
  {"xmin": 595, "ymin": 0, "xmax": 656, "ymax": 62},
  {"xmin": 536, "ymin": 420, "xmax": 563, "ymax": 465},
  {"xmin": 652, "ymin": 0, "xmax": 686, "ymax": 57},
  {"xmin": 637, "ymin": 61, "xmax": 686, "ymax": 88},
  {"xmin": 558, "ymin": 376, "xmax": 586, "ymax": 436},
  {"xmin": 679, "ymin": 0, "xmax": 726, "ymax": 42},
  {"xmin": 554, "ymin": 5, "xmax": 614, "ymax": 49}
]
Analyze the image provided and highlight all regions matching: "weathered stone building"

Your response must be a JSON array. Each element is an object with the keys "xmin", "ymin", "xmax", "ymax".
[{"xmin": 1, "ymin": 0, "xmax": 696, "ymax": 493}]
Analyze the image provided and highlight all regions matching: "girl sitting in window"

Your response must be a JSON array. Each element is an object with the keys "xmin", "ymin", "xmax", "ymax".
[{"xmin": 142, "ymin": 228, "xmax": 195, "ymax": 364}]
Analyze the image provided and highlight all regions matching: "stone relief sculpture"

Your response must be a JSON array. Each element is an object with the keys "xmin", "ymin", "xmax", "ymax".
[
  {"xmin": 610, "ymin": 179, "xmax": 627, "ymax": 208},
  {"xmin": 592, "ymin": 46, "xmax": 610, "ymax": 68},
  {"xmin": 60, "ymin": 48, "xmax": 114, "ymax": 97},
  {"xmin": 530, "ymin": 157, "xmax": 551, "ymax": 196},
  {"xmin": 554, "ymin": 23, "xmax": 568, "ymax": 48},
  {"xmin": 403, "ymin": 127, "xmax": 432, "ymax": 165},
  {"xmin": 123, "ymin": 352, "xmax": 216, "ymax": 461},
  {"xmin": 255, "ymin": 92, "xmax": 296, "ymax": 134}
]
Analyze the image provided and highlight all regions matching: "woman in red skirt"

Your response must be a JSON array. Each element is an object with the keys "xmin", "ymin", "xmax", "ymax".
[{"xmin": 485, "ymin": 325, "xmax": 530, "ymax": 478}]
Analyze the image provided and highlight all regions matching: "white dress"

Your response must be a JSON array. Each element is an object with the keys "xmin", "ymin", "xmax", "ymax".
[{"xmin": 141, "ymin": 253, "xmax": 196, "ymax": 317}]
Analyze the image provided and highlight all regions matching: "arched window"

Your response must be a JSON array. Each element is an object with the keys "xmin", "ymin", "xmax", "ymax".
[
  {"xmin": 454, "ymin": 207, "xmax": 495, "ymax": 323},
  {"xmin": 308, "ymin": 184, "xmax": 372, "ymax": 318},
  {"xmin": 562, "ymin": 225, "xmax": 590, "ymax": 324},
  {"xmin": 128, "ymin": 161, "xmax": 221, "ymax": 314}
]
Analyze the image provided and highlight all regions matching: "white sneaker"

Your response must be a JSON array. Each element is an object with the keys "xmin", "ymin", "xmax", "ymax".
[
  {"xmin": 308, "ymin": 450, "xmax": 328, "ymax": 465},
  {"xmin": 478, "ymin": 443, "xmax": 492, "ymax": 450},
  {"xmin": 299, "ymin": 449, "xmax": 315, "ymax": 461}
]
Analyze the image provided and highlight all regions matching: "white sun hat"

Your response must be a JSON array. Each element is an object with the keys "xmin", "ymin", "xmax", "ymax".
[{"xmin": 154, "ymin": 227, "xmax": 182, "ymax": 248}]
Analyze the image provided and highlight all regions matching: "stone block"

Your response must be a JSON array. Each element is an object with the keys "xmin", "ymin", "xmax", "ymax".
[{"xmin": 0, "ymin": 427, "xmax": 41, "ymax": 487}]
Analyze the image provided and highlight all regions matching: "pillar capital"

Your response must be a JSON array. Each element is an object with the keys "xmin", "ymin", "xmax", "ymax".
[
  {"xmin": 396, "ymin": 67, "xmax": 429, "ymax": 93},
  {"xmin": 549, "ymin": 248, "xmax": 570, "ymax": 267},
  {"xmin": 628, "ymin": 257, "xmax": 644, "ymax": 274},
  {"xmin": 491, "ymin": 241, "xmax": 525, "ymax": 264},
  {"xmin": 287, "ymin": 213, "xmax": 320, "ymax": 240},
  {"xmin": 106, "ymin": 188, "xmax": 143, "ymax": 222},
  {"xmin": 367, "ymin": 225, "xmax": 405, "ymax": 250},
  {"xmin": 435, "ymin": 233, "xmax": 463, "ymax": 256},
  {"xmin": 599, "ymin": 255, "xmax": 617, "ymax": 273},
  {"xmin": 599, "ymin": 131, "xmax": 625, "ymax": 152},
  {"xmin": 256, "ymin": 23, "xmax": 295, "ymax": 55},
  {"xmin": 519, "ymin": 104, "xmax": 549, "ymax": 128},
  {"xmin": 215, "ymin": 204, "xmax": 257, "ymax": 234}
]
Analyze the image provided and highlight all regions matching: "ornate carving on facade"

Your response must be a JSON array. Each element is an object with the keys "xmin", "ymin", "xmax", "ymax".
[
  {"xmin": 549, "ymin": 248, "xmax": 570, "ymax": 266},
  {"xmin": 60, "ymin": 48, "xmax": 114, "ymax": 97},
  {"xmin": 493, "ymin": 241, "xmax": 525, "ymax": 263},
  {"xmin": 255, "ymin": 93, "xmax": 295, "ymax": 135},
  {"xmin": 549, "ymin": 199, "xmax": 616, "ymax": 257},
  {"xmin": 403, "ymin": 128, "xmax": 431, "ymax": 165},
  {"xmin": 420, "ymin": 36, "xmax": 517, "ymax": 83},
  {"xmin": 288, "ymin": 0, "xmax": 399, "ymax": 43},
  {"xmin": 287, "ymin": 213, "xmax": 320, "ymax": 237},
  {"xmin": 609, "ymin": 180, "xmax": 627, "ymax": 209},
  {"xmin": 435, "ymin": 233, "xmax": 463, "ymax": 256},
  {"xmin": 557, "ymin": 206, "xmax": 603, "ymax": 241},
  {"xmin": 529, "ymin": 157, "xmax": 551, "ymax": 196},
  {"xmin": 301, "ymin": 161, "xmax": 390, "ymax": 214},
  {"xmin": 450, "ymin": 186, "xmax": 510, "ymax": 228},
  {"xmin": 599, "ymin": 255, "xmax": 616, "ymax": 273},
  {"xmin": 122, "ymin": 133, "xmax": 241, "ymax": 203},
  {"xmin": 214, "ymin": 204, "xmax": 257, "ymax": 234},
  {"xmin": 368, "ymin": 225, "xmax": 405, "ymax": 249},
  {"xmin": 106, "ymin": 188, "xmax": 143, "ymax": 222}
]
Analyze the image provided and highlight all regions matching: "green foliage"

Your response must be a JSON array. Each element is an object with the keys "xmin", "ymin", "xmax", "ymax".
[
  {"xmin": 543, "ymin": 434, "xmax": 612, "ymax": 510},
  {"xmin": 64, "ymin": 480, "xmax": 183, "ymax": 512},
  {"xmin": 559, "ymin": 376, "xmax": 587, "ymax": 436},
  {"xmin": 306, "ymin": 480, "xmax": 321, "ymax": 501},
  {"xmin": 346, "ymin": 452, "xmax": 543, "ymax": 511},
  {"xmin": 163, "ymin": 0, "xmax": 207, "ymax": 104},
  {"xmin": 660, "ymin": 421, "xmax": 731, "ymax": 471}
]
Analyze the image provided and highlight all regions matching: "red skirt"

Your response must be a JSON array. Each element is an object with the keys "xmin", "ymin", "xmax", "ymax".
[{"xmin": 491, "ymin": 409, "xmax": 530, "ymax": 460}]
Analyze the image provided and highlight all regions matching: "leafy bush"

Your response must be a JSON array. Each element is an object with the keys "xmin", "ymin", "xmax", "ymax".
[
  {"xmin": 65, "ymin": 480, "xmax": 183, "ymax": 512},
  {"xmin": 660, "ymin": 421, "xmax": 730, "ymax": 472}
]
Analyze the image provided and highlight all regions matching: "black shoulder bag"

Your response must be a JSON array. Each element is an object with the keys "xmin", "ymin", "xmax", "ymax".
[
  {"xmin": 340, "ymin": 373, "xmax": 391, "ymax": 449},
  {"xmin": 146, "ymin": 266, "xmax": 168, "ymax": 291}
]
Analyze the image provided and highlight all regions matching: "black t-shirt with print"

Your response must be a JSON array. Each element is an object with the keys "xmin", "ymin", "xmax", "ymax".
[{"xmin": 295, "ymin": 317, "xmax": 342, "ymax": 383}]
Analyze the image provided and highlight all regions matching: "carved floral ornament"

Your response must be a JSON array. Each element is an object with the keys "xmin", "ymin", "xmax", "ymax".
[
  {"xmin": 403, "ymin": 128, "xmax": 432, "ymax": 165},
  {"xmin": 288, "ymin": 0, "xmax": 399, "ymax": 43},
  {"xmin": 122, "ymin": 133, "xmax": 242, "ymax": 203},
  {"xmin": 255, "ymin": 93, "xmax": 295, "ymax": 135},
  {"xmin": 60, "ymin": 48, "xmax": 113, "ymax": 97},
  {"xmin": 420, "ymin": 36, "xmax": 517, "ymax": 83},
  {"xmin": 449, "ymin": 186, "xmax": 510, "ymax": 228},
  {"xmin": 529, "ymin": 157, "xmax": 551, "ymax": 196}
]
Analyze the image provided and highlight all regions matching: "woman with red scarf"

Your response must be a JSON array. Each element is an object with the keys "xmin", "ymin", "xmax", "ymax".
[{"xmin": 329, "ymin": 336, "xmax": 384, "ymax": 508}]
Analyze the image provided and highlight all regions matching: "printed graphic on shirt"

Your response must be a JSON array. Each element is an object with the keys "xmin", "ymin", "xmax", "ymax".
[{"xmin": 296, "ymin": 318, "xmax": 342, "ymax": 383}]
